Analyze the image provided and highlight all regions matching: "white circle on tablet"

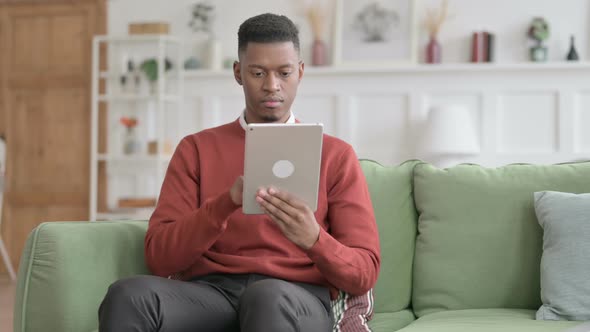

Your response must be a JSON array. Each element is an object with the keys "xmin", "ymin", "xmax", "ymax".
[{"xmin": 272, "ymin": 160, "xmax": 295, "ymax": 178}]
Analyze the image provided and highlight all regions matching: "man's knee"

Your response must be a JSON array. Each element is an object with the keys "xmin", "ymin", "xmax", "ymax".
[
  {"xmin": 239, "ymin": 279, "xmax": 331, "ymax": 332},
  {"xmin": 100, "ymin": 275, "xmax": 161, "ymax": 315},
  {"xmin": 239, "ymin": 279, "xmax": 292, "ymax": 309},
  {"xmin": 105, "ymin": 275, "xmax": 155, "ymax": 299},
  {"xmin": 99, "ymin": 276, "xmax": 163, "ymax": 332}
]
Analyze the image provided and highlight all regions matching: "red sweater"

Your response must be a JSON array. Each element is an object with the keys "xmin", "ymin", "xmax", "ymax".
[{"xmin": 145, "ymin": 119, "xmax": 380, "ymax": 298}]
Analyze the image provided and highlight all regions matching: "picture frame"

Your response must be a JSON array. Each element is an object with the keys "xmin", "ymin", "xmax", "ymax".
[{"xmin": 332, "ymin": 0, "xmax": 418, "ymax": 66}]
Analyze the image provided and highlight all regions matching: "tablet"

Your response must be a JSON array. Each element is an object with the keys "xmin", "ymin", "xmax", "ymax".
[{"xmin": 242, "ymin": 123, "xmax": 324, "ymax": 215}]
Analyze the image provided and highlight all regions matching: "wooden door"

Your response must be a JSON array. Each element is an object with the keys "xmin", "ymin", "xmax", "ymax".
[{"xmin": 0, "ymin": 0, "xmax": 106, "ymax": 275}]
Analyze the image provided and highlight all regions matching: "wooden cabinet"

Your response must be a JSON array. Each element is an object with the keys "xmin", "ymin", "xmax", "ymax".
[{"xmin": 0, "ymin": 0, "xmax": 106, "ymax": 275}]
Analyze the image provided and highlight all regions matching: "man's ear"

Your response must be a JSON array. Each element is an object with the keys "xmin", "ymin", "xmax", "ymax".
[
  {"xmin": 298, "ymin": 60, "xmax": 305, "ymax": 82},
  {"xmin": 233, "ymin": 61, "xmax": 242, "ymax": 85}
]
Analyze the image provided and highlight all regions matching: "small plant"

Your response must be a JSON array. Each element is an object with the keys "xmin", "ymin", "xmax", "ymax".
[
  {"xmin": 528, "ymin": 17, "xmax": 550, "ymax": 61},
  {"xmin": 120, "ymin": 116, "xmax": 140, "ymax": 154},
  {"xmin": 139, "ymin": 58, "xmax": 173, "ymax": 82},
  {"xmin": 528, "ymin": 17, "xmax": 550, "ymax": 46},
  {"xmin": 120, "ymin": 116, "xmax": 138, "ymax": 129}
]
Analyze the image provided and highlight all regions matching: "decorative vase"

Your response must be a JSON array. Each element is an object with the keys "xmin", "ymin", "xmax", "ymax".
[
  {"xmin": 566, "ymin": 35, "xmax": 579, "ymax": 61},
  {"xmin": 148, "ymin": 80, "xmax": 158, "ymax": 95},
  {"xmin": 123, "ymin": 127, "xmax": 140, "ymax": 155},
  {"xmin": 311, "ymin": 39, "xmax": 327, "ymax": 66},
  {"xmin": 184, "ymin": 56, "xmax": 202, "ymax": 70},
  {"xmin": 426, "ymin": 37, "xmax": 442, "ymax": 64}
]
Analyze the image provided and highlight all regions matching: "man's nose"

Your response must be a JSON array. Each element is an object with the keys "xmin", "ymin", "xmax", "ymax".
[{"xmin": 263, "ymin": 73, "xmax": 281, "ymax": 92}]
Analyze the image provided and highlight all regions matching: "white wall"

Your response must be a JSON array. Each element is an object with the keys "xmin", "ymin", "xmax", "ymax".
[
  {"xmin": 109, "ymin": 0, "xmax": 590, "ymax": 64},
  {"xmin": 101, "ymin": 1, "xmax": 590, "ymax": 214}
]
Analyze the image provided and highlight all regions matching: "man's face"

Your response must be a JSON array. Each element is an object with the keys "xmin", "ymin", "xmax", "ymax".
[{"xmin": 234, "ymin": 42, "xmax": 304, "ymax": 123}]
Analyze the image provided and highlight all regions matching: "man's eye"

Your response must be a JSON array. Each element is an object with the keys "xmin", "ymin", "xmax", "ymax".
[
  {"xmin": 281, "ymin": 72, "xmax": 292, "ymax": 77},
  {"xmin": 252, "ymin": 72, "xmax": 264, "ymax": 77}
]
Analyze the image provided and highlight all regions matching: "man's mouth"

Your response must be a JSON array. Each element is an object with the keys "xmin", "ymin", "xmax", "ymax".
[{"xmin": 262, "ymin": 98, "xmax": 283, "ymax": 108}]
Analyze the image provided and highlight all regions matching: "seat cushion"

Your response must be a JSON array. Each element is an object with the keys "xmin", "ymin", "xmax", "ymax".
[
  {"xmin": 369, "ymin": 310, "xmax": 415, "ymax": 332},
  {"xmin": 411, "ymin": 161, "xmax": 590, "ymax": 317},
  {"xmin": 396, "ymin": 309, "xmax": 581, "ymax": 332}
]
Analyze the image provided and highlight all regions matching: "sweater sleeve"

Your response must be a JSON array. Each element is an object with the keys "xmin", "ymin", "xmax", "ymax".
[
  {"xmin": 306, "ymin": 145, "xmax": 381, "ymax": 295},
  {"xmin": 145, "ymin": 136, "xmax": 240, "ymax": 277}
]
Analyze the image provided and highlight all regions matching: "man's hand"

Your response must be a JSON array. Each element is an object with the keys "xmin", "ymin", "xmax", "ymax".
[
  {"xmin": 256, "ymin": 187, "xmax": 320, "ymax": 250},
  {"xmin": 230, "ymin": 176, "xmax": 244, "ymax": 205}
]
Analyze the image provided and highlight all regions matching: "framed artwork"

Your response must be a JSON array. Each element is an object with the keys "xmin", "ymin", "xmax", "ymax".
[{"xmin": 332, "ymin": 0, "xmax": 417, "ymax": 66}]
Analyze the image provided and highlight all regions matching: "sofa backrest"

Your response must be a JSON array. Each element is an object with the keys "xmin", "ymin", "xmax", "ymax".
[
  {"xmin": 360, "ymin": 159, "xmax": 419, "ymax": 314},
  {"xmin": 411, "ymin": 161, "xmax": 590, "ymax": 317}
]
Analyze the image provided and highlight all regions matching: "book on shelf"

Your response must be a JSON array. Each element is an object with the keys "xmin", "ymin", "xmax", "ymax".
[{"xmin": 471, "ymin": 31, "xmax": 495, "ymax": 63}]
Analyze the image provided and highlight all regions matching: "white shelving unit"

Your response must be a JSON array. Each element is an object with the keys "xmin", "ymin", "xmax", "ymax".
[{"xmin": 90, "ymin": 35, "xmax": 184, "ymax": 221}]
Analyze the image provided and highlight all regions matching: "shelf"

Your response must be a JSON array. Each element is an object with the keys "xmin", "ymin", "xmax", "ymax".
[
  {"xmin": 98, "ymin": 94, "xmax": 180, "ymax": 103},
  {"xmin": 91, "ymin": 34, "xmax": 183, "ymax": 224},
  {"xmin": 183, "ymin": 61, "xmax": 590, "ymax": 78},
  {"xmin": 99, "ymin": 71, "xmax": 182, "ymax": 79},
  {"xmin": 96, "ymin": 208, "xmax": 154, "ymax": 221},
  {"xmin": 94, "ymin": 34, "xmax": 181, "ymax": 44},
  {"xmin": 98, "ymin": 154, "xmax": 171, "ymax": 163}
]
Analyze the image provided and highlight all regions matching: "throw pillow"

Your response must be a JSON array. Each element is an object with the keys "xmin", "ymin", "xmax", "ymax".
[
  {"xmin": 332, "ymin": 289, "xmax": 374, "ymax": 332},
  {"xmin": 534, "ymin": 191, "xmax": 590, "ymax": 321}
]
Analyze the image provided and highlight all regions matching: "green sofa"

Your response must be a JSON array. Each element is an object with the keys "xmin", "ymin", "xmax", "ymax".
[{"xmin": 14, "ymin": 160, "xmax": 590, "ymax": 332}]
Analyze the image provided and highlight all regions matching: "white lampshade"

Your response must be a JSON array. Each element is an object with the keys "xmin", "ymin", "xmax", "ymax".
[{"xmin": 421, "ymin": 105, "xmax": 480, "ymax": 156}]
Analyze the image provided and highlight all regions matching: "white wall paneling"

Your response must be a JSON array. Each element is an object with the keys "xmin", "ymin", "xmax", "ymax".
[
  {"xmin": 183, "ymin": 63, "xmax": 590, "ymax": 167},
  {"xmin": 497, "ymin": 91, "xmax": 558, "ymax": 154},
  {"xmin": 292, "ymin": 95, "xmax": 338, "ymax": 136},
  {"xmin": 575, "ymin": 92, "xmax": 590, "ymax": 153},
  {"xmin": 352, "ymin": 94, "xmax": 410, "ymax": 164}
]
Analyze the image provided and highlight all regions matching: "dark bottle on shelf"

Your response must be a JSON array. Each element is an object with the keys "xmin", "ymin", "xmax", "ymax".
[{"xmin": 566, "ymin": 35, "xmax": 579, "ymax": 61}]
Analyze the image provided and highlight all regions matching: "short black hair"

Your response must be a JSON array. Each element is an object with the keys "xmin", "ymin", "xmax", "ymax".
[{"xmin": 238, "ymin": 13, "xmax": 300, "ymax": 56}]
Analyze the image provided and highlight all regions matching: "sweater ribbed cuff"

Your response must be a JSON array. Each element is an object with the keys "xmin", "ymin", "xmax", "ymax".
[{"xmin": 306, "ymin": 227, "xmax": 337, "ymax": 262}]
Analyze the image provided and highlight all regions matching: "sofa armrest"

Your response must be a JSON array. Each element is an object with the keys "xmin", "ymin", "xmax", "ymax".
[{"xmin": 14, "ymin": 221, "xmax": 149, "ymax": 332}]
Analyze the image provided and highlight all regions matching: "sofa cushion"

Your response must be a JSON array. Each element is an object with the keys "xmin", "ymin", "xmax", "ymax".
[
  {"xmin": 368, "ymin": 310, "xmax": 415, "ymax": 332},
  {"xmin": 534, "ymin": 191, "xmax": 590, "ymax": 321},
  {"xmin": 411, "ymin": 161, "xmax": 590, "ymax": 317},
  {"xmin": 360, "ymin": 160, "xmax": 419, "ymax": 313},
  {"xmin": 394, "ymin": 309, "xmax": 581, "ymax": 332}
]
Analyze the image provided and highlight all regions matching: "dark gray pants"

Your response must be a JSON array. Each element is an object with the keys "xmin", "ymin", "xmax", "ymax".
[{"xmin": 98, "ymin": 274, "xmax": 333, "ymax": 332}]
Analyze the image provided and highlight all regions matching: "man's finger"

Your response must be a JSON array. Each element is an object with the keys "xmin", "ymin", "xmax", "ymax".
[
  {"xmin": 267, "ymin": 187, "xmax": 307, "ymax": 210},
  {"xmin": 260, "ymin": 204, "xmax": 286, "ymax": 227},
  {"xmin": 257, "ymin": 195, "xmax": 291, "ymax": 224},
  {"xmin": 258, "ymin": 188, "xmax": 299, "ymax": 216}
]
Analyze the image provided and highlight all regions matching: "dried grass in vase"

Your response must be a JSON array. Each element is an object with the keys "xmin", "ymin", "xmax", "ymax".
[
  {"xmin": 424, "ymin": 0, "xmax": 450, "ymax": 39},
  {"xmin": 303, "ymin": 1, "xmax": 327, "ymax": 41}
]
